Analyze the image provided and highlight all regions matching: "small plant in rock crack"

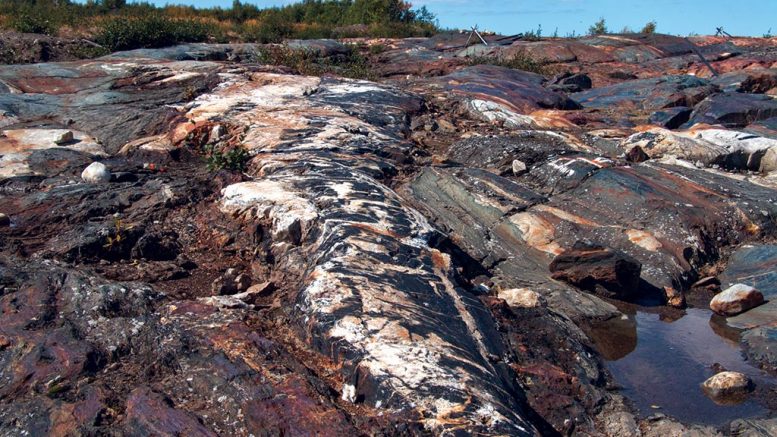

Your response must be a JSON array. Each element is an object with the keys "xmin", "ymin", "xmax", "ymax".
[
  {"xmin": 104, "ymin": 218, "xmax": 127, "ymax": 249},
  {"xmin": 182, "ymin": 85, "xmax": 198, "ymax": 101},
  {"xmin": 202, "ymin": 143, "xmax": 250, "ymax": 172}
]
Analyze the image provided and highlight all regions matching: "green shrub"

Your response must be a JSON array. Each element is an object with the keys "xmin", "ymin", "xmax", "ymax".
[
  {"xmin": 0, "ymin": 0, "xmax": 439, "ymax": 49},
  {"xmin": 588, "ymin": 18, "xmax": 608, "ymax": 35},
  {"xmin": 10, "ymin": 10, "xmax": 57, "ymax": 35},
  {"xmin": 96, "ymin": 16, "xmax": 212, "ymax": 51},
  {"xmin": 369, "ymin": 44, "xmax": 387, "ymax": 55},
  {"xmin": 641, "ymin": 21, "xmax": 657, "ymax": 34},
  {"xmin": 241, "ymin": 18, "xmax": 293, "ymax": 44},
  {"xmin": 203, "ymin": 144, "xmax": 250, "ymax": 172},
  {"xmin": 255, "ymin": 44, "xmax": 376, "ymax": 80}
]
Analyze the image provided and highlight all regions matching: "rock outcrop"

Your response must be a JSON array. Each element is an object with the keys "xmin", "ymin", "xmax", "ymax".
[{"xmin": 2, "ymin": 33, "xmax": 777, "ymax": 436}]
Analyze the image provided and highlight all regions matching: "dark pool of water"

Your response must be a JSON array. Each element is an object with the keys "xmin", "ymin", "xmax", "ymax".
[{"xmin": 587, "ymin": 307, "xmax": 776, "ymax": 426}]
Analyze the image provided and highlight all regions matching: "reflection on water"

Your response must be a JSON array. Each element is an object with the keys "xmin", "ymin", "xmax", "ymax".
[{"xmin": 586, "ymin": 308, "xmax": 775, "ymax": 426}]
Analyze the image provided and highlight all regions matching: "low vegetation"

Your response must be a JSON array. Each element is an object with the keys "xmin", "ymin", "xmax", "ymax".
[
  {"xmin": 202, "ymin": 143, "xmax": 251, "ymax": 172},
  {"xmin": 641, "ymin": 21, "xmax": 657, "ymax": 34},
  {"xmin": 0, "ymin": 0, "xmax": 437, "ymax": 52},
  {"xmin": 588, "ymin": 18, "xmax": 608, "ymax": 35},
  {"xmin": 255, "ymin": 44, "xmax": 376, "ymax": 80},
  {"xmin": 95, "ymin": 15, "xmax": 214, "ymax": 51},
  {"xmin": 467, "ymin": 50, "xmax": 549, "ymax": 75}
]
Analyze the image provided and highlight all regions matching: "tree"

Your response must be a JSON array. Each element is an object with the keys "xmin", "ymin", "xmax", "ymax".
[
  {"xmin": 588, "ymin": 17, "xmax": 607, "ymax": 35},
  {"xmin": 346, "ymin": 0, "xmax": 413, "ymax": 25},
  {"xmin": 641, "ymin": 20, "xmax": 657, "ymax": 34},
  {"xmin": 413, "ymin": 5, "xmax": 435, "ymax": 25},
  {"xmin": 99, "ymin": 0, "xmax": 125, "ymax": 9}
]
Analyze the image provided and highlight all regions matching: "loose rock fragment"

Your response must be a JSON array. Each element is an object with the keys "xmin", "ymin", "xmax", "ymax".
[
  {"xmin": 710, "ymin": 284, "xmax": 765, "ymax": 316},
  {"xmin": 701, "ymin": 371, "xmax": 753, "ymax": 402},
  {"xmin": 81, "ymin": 162, "xmax": 111, "ymax": 183},
  {"xmin": 512, "ymin": 159, "xmax": 528, "ymax": 175},
  {"xmin": 54, "ymin": 130, "xmax": 74, "ymax": 145},
  {"xmin": 212, "ymin": 268, "xmax": 251, "ymax": 295},
  {"xmin": 0, "ymin": 213, "xmax": 9, "ymax": 227},
  {"xmin": 498, "ymin": 288, "xmax": 541, "ymax": 308},
  {"xmin": 664, "ymin": 286, "xmax": 686, "ymax": 308}
]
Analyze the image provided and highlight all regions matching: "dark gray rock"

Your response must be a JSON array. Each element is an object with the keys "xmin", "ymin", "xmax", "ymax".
[
  {"xmin": 572, "ymin": 75, "xmax": 716, "ymax": 111},
  {"xmin": 687, "ymin": 92, "xmax": 777, "ymax": 128},
  {"xmin": 649, "ymin": 106, "xmax": 692, "ymax": 129},
  {"xmin": 711, "ymin": 68, "xmax": 777, "ymax": 94}
]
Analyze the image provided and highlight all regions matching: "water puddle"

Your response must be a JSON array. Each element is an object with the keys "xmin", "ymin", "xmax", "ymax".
[{"xmin": 586, "ymin": 306, "xmax": 776, "ymax": 426}]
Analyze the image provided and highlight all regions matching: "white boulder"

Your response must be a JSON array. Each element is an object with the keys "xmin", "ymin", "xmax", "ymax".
[
  {"xmin": 81, "ymin": 162, "xmax": 111, "ymax": 183},
  {"xmin": 710, "ymin": 284, "xmax": 765, "ymax": 316}
]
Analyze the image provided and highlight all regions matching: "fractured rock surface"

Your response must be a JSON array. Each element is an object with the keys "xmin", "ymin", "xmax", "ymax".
[{"xmin": 2, "ymin": 33, "xmax": 777, "ymax": 437}]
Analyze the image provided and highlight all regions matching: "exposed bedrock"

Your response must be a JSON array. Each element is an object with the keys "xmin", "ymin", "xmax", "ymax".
[
  {"xmin": 3, "ymin": 35, "xmax": 777, "ymax": 436},
  {"xmin": 0, "ymin": 59, "xmax": 222, "ymax": 153},
  {"xmin": 191, "ymin": 72, "xmax": 543, "ymax": 434},
  {"xmin": 407, "ymin": 133, "xmax": 777, "ymax": 312}
]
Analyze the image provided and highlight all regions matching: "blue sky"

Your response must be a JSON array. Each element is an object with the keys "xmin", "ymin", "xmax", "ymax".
[{"xmin": 138, "ymin": 0, "xmax": 776, "ymax": 37}]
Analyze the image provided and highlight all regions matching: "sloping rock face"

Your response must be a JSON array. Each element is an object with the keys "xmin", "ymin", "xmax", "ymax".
[
  {"xmin": 688, "ymin": 92, "xmax": 777, "ymax": 128},
  {"xmin": 572, "ymin": 75, "xmax": 717, "ymax": 111},
  {"xmin": 200, "ymin": 73, "xmax": 537, "ymax": 434},
  {"xmin": 0, "ymin": 58, "xmax": 222, "ymax": 152}
]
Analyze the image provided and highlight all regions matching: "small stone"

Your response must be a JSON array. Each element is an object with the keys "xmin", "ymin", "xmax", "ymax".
[
  {"xmin": 710, "ymin": 284, "xmax": 765, "ymax": 316},
  {"xmin": 0, "ymin": 213, "xmax": 9, "ymax": 227},
  {"xmin": 245, "ymin": 281, "xmax": 275, "ymax": 296},
  {"xmin": 54, "ymin": 130, "xmax": 74, "ymax": 145},
  {"xmin": 0, "ymin": 334, "xmax": 10, "ymax": 350},
  {"xmin": 436, "ymin": 118, "xmax": 456, "ymax": 133},
  {"xmin": 701, "ymin": 371, "xmax": 753, "ymax": 401},
  {"xmin": 759, "ymin": 147, "xmax": 777, "ymax": 174},
  {"xmin": 626, "ymin": 145, "xmax": 650, "ymax": 163},
  {"xmin": 81, "ymin": 162, "xmax": 111, "ymax": 184},
  {"xmin": 235, "ymin": 273, "xmax": 252, "ymax": 292},
  {"xmin": 498, "ymin": 288, "xmax": 541, "ymax": 308},
  {"xmin": 664, "ymin": 286, "xmax": 686, "ymax": 308},
  {"xmin": 212, "ymin": 268, "xmax": 253, "ymax": 295},
  {"xmin": 209, "ymin": 124, "xmax": 226, "ymax": 143},
  {"xmin": 232, "ymin": 281, "xmax": 275, "ymax": 305},
  {"xmin": 511, "ymin": 159, "xmax": 528, "ymax": 175}
]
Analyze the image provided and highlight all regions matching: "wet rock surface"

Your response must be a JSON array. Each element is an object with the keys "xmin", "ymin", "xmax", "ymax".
[{"xmin": 2, "ymin": 33, "xmax": 777, "ymax": 436}]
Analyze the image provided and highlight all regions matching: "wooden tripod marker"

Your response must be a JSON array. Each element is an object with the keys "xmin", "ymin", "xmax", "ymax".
[{"xmin": 465, "ymin": 25, "xmax": 488, "ymax": 47}]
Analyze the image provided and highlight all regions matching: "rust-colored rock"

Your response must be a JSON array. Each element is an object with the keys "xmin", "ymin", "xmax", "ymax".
[{"xmin": 549, "ymin": 241, "xmax": 642, "ymax": 300}]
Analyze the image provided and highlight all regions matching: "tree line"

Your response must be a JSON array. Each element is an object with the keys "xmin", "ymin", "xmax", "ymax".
[{"xmin": 0, "ymin": 0, "xmax": 438, "ymax": 51}]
